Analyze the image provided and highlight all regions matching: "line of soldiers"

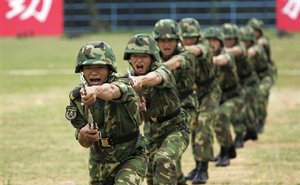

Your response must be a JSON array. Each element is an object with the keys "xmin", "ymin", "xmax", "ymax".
[{"xmin": 65, "ymin": 17, "xmax": 276, "ymax": 185}]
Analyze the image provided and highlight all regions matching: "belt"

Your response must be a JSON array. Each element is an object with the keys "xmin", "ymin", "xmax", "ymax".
[
  {"xmin": 179, "ymin": 89, "xmax": 193, "ymax": 100},
  {"xmin": 98, "ymin": 130, "xmax": 139, "ymax": 148},
  {"xmin": 150, "ymin": 107, "xmax": 181, "ymax": 123}
]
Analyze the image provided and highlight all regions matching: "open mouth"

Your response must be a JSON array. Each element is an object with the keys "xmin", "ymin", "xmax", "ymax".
[
  {"xmin": 89, "ymin": 78, "xmax": 101, "ymax": 85},
  {"xmin": 163, "ymin": 48, "xmax": 172, "ymax": 53},
  {"xmin": 136, "ymin": 64, "xmax": 145, "ymax": 73}
]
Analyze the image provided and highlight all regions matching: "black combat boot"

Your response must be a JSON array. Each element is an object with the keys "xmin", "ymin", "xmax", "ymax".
[
  {"xmin": 228, "ymin": 145, "xmax": 237, "ymax": 159},
  {"xmin": 215, "ymin": 146, "xmax": 230, "ymax": 167},
  {"xmin": 244, "ymin": 129, "xmax": 258, "ymax": 142},
  {"xmin": 192, "ymin": 161, "xmax": 209, "ymax": 184},
  {"xmin": 177, "ymin": 174, "xmax": 187, "ymax": 185},
  {"xmin": 213, "ymin": 145, "xmax": 236, "ymax": 162},
  {"xmin": 185, "ymin": 161, "xmax": 198, "ymax": 181},
  {"xmin": 234, "ymin": 133, "xmax": 244, "ymax": 148}
]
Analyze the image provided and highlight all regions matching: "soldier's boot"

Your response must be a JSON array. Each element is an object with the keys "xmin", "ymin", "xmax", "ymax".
[
  {"xmin": 192, "ymin": 161, "xmax": 209, "ymax": 184},
  {"xmin": 185, "ymin": 161, "xmax": 198, "ymax": 181},
  {"xmin": 234, "ymin": 133, "xmax": 244, "ymax": 148},
  {"xmin": 177, "ymin": 176, "xmax": 187, "ymax": 185},
  {"xmin": 213, "ymin": 145, "xmax": 236, "ymax": 162},
  {"xmin": 244, "ymin": 129, "xmax": 258, "ymax": 142},
  {"xmin": 215, "ymin": 146, "xmax": 230, "ymax": 167},
  {"xmin": 228, "ymin": 145, "xmax": 237, "ymax": 159}
]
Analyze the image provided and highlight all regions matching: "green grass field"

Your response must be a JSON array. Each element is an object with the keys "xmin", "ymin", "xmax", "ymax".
[{"xmin": 1, "ymin": 31, "xmax": 300, "ymax": 185}]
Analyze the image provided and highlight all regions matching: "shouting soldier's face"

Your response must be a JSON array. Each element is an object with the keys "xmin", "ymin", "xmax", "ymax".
[
  {"xmin": 129, "ymin": 53, "xmax": 152, "ymax": 75},
  {"xmin": 157, "ymin": 39, "xmax": 177, "ymax": 60},
  {"xmin": 82, "ymin": 65, "xmax": 109, "ymax": 86}
]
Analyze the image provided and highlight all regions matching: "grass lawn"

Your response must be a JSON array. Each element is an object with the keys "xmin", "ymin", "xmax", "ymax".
[{"xmin": 1, "ymin": 31, "xmax": 300, "ymax": 185}]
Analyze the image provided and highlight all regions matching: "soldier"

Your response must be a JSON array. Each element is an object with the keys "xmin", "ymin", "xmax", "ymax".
[
  {"xmin": 65, "ymin": 41, "xmax": 148, "ymax": 185},
  {"xmin": 240, "ymin": 26, "xmax": 273, "ymax": 134},
  {"xmin": 123, "ymin": 34, "xmax": 190, "ymax": 185},
  {"xmin": 152, "ymin": 18, "xmax": 197, "ymax": 185},
  {"xmin": 203, "ymin": 27, "xmax": 239, "ymax": 167},
  {"xmin": 178, "ymin": 17, "xmax": 222, "ymax": 184},
  {"xmin": 247, "ymin": 18, "xmax": 277, "ymax": 83},
  {"xmin": 221, "ymin": 23, "xmax": 259, "ymax": 147}
]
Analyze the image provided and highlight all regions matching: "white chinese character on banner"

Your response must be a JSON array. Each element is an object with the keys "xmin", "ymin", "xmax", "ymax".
[
  {"xmin": 282, "ymin": 0, "xmax": 300, "ymax": 20},
  {"xmin": 5, "ymin": 0, "xmax": 52, "ymax": 22}
]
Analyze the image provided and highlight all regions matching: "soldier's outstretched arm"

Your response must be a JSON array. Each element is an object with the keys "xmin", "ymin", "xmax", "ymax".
[
  {"xmin": 81, "ymin": 84, "xmax": 122, "ymax": 104},
  {"xmin": 131, "ymin": 71, "xmax": 162, "ymax": 92},
  {"xmin": 185, "ymin": 45, "xmax": 202, "ymax": 56},
  {"xmin": 225, "ymin": 46, "xmax": 243, "ymax": 57},
  {"xmin": 213, "ymin": 54, "xmax": 229, "ymax": 66},
  {"xmin": 163, "ymin": 55, "xmax": 185, "ymax": 70},
  {"xmin": 248, "ymin": 47, "xmax": 257, "ymax": 58}
]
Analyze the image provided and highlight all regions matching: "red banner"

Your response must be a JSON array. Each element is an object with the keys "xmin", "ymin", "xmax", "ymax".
[
  {"xmin": 0, "ymin": 0, "xmax": 63, "ymax": 37},
  {"xmin": 276, "ymin": 0, "xmax": 300, "ymax": 32}
]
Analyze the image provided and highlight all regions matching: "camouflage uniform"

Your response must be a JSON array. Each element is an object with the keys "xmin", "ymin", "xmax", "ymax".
[
  {"xmin": 178, "ymin": 18, "xmax": 222, "ymax": 184},
  {"xmin": 124, "ymin": 34, "xmax": 190, "ymax": 185},
  {"xmin": 153, "ymin": 18, "xmax": 198, "ymax": 184},
  {"xmin": 65, "ymin": 41, "xmax": 148, "ymax": 185},
  {"xmin": 240, "ymin": 27, "xmax": 273, "ymax": 134},
  {"xmin": 222, "ymin": 23, "xmax": 259, "ymax": 146},
  {"xmin": 204, "ymin": 27, "xmax": 239, "ymax": 167},
  {"xmin": 247, "ymin": 18, "xmax": 277, "ymax": 84}
]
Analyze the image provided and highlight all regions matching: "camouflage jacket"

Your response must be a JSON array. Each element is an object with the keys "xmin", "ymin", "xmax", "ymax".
[
  {"xmin": 161, "ymin": 44, "xmax": 197, "ymax": 109},
  {"xmin": 137, "ymin": 63, "xmax": 188, "ymax": 142},
  {"xmin": 249, "ymin": 44, "xmax": 272, "ymax": 79},
  {"xmin": 194, "ymin": 39, "xmax": 216, "ymax": 98},
  {"xmin": 215, "ymin": 49, "xmax": 239, "ymax": 92},
  {"xmin": 65, "ymin": 72, "xmax": 147, "ymax": 163},
  {"xmin": 232, "ymin": 44, "xmax": 254, "ymax": 80}
]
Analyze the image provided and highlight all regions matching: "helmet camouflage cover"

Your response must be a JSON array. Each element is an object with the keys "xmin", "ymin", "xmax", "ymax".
[
  {"xmin": 203, "ymin": 27, "xmax": 224, "ymax": 45},
  {"xmin": 222, "ymin": 23, "xmax": 241, "ymax": 40},
  {"xmin": 247, "ymin": 18, "xmax": 264, "ymax": 32},
  {"xmin": 152, "ymin": 19, "xmax": 180, "ymax": 40},
  {"xmin": 75, "ymin": 41, "xmax": 117, "ymax": 73},
  {"xmin": 240, "ymin": 26, "xmax": 256, "ymax": 43},
  {"xmin": 178, "ymin": 17, "xmax": 201, "ymax": 38},
  {"xmin": 124, "ymin": 34, "xmax": 161, "ymax": 62}
]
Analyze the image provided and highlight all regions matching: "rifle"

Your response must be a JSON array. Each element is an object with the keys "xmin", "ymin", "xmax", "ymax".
[{"xmin": 80, "ymin": 72, "xmax": 98, "ymax": 130}]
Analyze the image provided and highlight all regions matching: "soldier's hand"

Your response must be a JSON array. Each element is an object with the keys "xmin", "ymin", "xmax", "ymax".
[
  {"xmin": 78, "ymin": 124, "xmax": 100, "ymax": 148},
  {"xmin": 131, "ymin": 76, "xmax": 143, "ymax": 92},
  {"xmin": 80, "ymin": 86, "xmax": 97, "ymax": 105}
]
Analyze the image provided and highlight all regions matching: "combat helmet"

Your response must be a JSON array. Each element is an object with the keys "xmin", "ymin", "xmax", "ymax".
[
  {"xmin": 75, "ymin": 41, "xmax": 117, "ymax": 73},
  {"xmin": 178, "ymin": 17, "xmax": 201, "ymax": 39},
  {"xmin": 124, "ymin": 34, "xmax": 161, "ymax": 62},
  {"xmin": 222, "ymin": 23, "xmax": 241, "ymax": 40},
  {"xmin": 203, "ymin": 27, "xmax": 224, "ymax": 46},
  {"xmin": 240, "ymin": 26, "xmax": 256, "ymax": 43},
  {"xmin": 152, "ymin": 19, "xmax": 180, "ymax": 40},
  {"xmin": 247, "ymin": 18, "xmax": 264, "ymax": 34}
]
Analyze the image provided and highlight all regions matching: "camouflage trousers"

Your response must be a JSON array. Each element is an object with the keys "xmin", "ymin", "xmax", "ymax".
[
  {"xmin": 176, "ymin": 108, "xmax": 198, "ymax": 182},
  {"xmin": 89, "ymin": 153, "xmax": 148, "ymax": 185},
  {"xmin": 256, "ymin": 75, "xmax": 273, "ymax": 129},
  {"xmin": 241, "ymin": 78, "xmax": 260, "ymax": 131},
  {"xmin": 193, "ymin": 86, "xmax": 222, "ymax": 162},
  {"xmin": 215, "ymin": 91, "xmax": 247, "ymax": 147},
  {"xmin": 146, "ymin": 129, "xmax": 189, "ymax": 185}
]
